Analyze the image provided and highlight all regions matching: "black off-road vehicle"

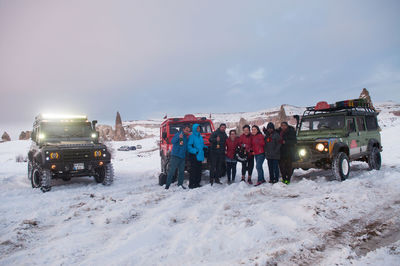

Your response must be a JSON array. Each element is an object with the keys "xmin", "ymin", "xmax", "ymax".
[
  {"xmin": 28, "ymin": 114, "xmax": 114, "ymax": 192},
  {"xmin": 293, "ymin": 99, "xmax": 382, "ymax": 181}
]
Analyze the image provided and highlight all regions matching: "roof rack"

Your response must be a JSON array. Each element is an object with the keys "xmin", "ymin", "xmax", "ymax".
[
  {"xmin": 34, "ymin": 113, "xmax": 88, "ymax": 123},
  {"xmin": 303, "ymin": 99, "xmax": 377, "ymax": 116}
]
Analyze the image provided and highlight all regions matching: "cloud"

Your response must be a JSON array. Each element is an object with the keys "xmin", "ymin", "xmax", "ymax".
[{"xmin": 248, "ymin": 68, "xmax": 265, "ymax": 82}]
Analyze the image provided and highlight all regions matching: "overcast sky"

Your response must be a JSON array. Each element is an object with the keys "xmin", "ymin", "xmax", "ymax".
[{"xmin": 0, "ymin": 0, "xmax": 399, "ymax": 127}]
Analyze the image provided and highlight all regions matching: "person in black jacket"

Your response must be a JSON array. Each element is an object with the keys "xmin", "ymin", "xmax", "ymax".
[
  {"xmin": 209, "ymin": 123, "xmax": 228, "ymax": 185},
  {"xmin": 263, "ymin": 122, "xmax": 281, "ymax": 183},
  {"xmin": 277, "ymin": 122, "xmax": 297, "ymax": 184}
]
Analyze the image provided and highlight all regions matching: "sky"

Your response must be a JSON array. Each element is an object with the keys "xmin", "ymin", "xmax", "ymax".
[{"xmin": 0, "ymin": 0, "xmax": 399, "ymax": 129}]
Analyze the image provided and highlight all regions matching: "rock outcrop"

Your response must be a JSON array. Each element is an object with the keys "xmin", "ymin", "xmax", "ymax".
[
  {"xmin": 19, "ymin": 131, "xmax": 31, "ymax": 140},
  {"xmin": 236, "ymin": 117, "xmax": 250, "ymax": 135},
  {"xmin": 359, "ymin": 88, "xmax": 375, "ymax": 110},
  {"xmin": 96, "ymin": 125, "xmax": 114, "ymax": 142},
  {"xmin": 114, "ymin": 112, "xmax": 127, "ymax": 141},
  {"xmin": 1, "ymin": 132, "xmax": 11, "ymax": 142}
]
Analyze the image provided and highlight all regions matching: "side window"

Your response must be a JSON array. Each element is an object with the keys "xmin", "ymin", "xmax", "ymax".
[
  {"xmin": 365, "ymin": 116, "xmax": 378, "ymax": 131},
  {"xmin": 356, "ymin": 117, "xmax": 366, "ymax": 132},
  {"xmin": 347, "ymin": 118, "xmax": 355, "ymax": 132}
]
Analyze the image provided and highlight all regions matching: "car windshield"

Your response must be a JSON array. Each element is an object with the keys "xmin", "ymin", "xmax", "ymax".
[
  {"xmin": 300, "ymin": 116, "xmax": 345, "ymax": 131},
  {"xmin": 169, "ymin": 122, "xmax": 212, "ymax": 134},
  {"xmin": 41, "ymin": 122, "xmax": 93, "ymax": 139}
]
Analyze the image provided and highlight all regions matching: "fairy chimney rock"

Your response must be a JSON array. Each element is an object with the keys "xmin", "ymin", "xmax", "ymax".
[
  {"xmin": 2, "ymin": 131, "xmax": 11, "ymax": 142},
  {"xmin": 359, "ymin": 88, "xmax": 375, "ymax": 110},
  {"xmin": 19, "ymin": 131, "xmax": 31, "ymax": 140},
  {"xmin": 277, "ymin": 105, "xmax": 288, "ymax": 125},
  {"xmin": 114, "ymin": 111, "xmax": 127, "ymax": 141}
]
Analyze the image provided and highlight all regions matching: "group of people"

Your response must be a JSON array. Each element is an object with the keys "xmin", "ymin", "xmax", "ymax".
[{"xmin": 164, "ymin": 121, "xmax": 297, "ymax": 190}]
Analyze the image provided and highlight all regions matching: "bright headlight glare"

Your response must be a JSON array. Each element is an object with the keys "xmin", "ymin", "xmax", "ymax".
[
  {"xmin": 39, "ymin": 133, "xmax": 45, "ymax": 139},
  {"xmin": 91, "ymin": 133, "xmax": 97, "ymax": 138},
  {"xmin": 316, "ymin": 143, "xmax": 325, "ymax": 152},
  {"xmin": 94, "ymin": 150, "xmax": 102, "ymax": 157},
  {"xmin": 299, "ymin": 149, "xmax": 306, "ymax": 157}
]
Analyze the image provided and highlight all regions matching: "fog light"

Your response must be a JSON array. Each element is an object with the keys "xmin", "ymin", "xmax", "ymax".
[
  {"xmin": 299, "ymin": 149, "xmax": 306, "ymax": 157},
  {"xmin": 51, "ymin": 164, "xmax": 56, "ymax": 170},
  {"xmin": 99, "ymin": 161, "xmax": 104, "ymax": 166}
]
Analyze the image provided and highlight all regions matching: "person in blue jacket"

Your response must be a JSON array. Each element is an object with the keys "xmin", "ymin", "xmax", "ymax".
[
  {"xmin": 165, "ymin": 125, "xmax": 191, "ymax": 189},
  {"xmin": 187, "ymin": 124, "xmax": 205, "ymax": 189}
]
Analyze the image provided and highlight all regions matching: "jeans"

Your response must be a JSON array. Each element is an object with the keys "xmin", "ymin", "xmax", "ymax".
[
  {"xmin": 255, "ymin": 154, "xmax": 265, "ymax": 182},
  {"xmin": 166, "ymin": 156, "xmax": 185, "ymax": 186},
  {"xmin": 226, "ymin": 159, "xmax": 237, "ymax": 182},
  {"xmin": 267, "ymin": 159, "xmax": 280, "ymax": 182}
]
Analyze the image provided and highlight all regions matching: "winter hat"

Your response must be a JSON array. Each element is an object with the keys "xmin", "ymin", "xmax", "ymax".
[{"xmin": 267, "ymin": 122, "xmax": 275, "ymax": 130}]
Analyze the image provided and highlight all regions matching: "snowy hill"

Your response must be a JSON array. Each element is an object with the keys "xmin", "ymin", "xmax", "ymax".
[{"xmin": 0, "ymin": 102, "xmax": 400, "ymax": 265}]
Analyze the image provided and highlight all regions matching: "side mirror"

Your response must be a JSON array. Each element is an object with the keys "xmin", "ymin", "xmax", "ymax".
[
  {"xmin": 293, "ymin": 115, "xmax": 300, "ymax": 131},
  {"xmin": 92, "ymin": 120, "xmax": 98, "ymax": 129}
]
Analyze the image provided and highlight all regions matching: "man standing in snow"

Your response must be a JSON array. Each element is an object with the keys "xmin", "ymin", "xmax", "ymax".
[
  {"xmin": 209, "ymin": 123, "xmax": 228, "ymax": 185},
  {"xmin": 277, "ymin": 122, "xmax": 297, "ymax": 184},
  {"xmin": 165, "ymin": 125, "xmax": 191, "ymax": 189}
]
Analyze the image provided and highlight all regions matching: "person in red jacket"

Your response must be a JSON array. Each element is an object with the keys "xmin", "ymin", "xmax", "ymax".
[
  {"xmin": 225, "ymin": 129, "xmax": 240, "ymax": 184},
  {"xmin": 238, "ymin": 125, "xmax": 254, "ymax": 184},
  {"xmin": 251, "ymin": 125, "xmax": 266, "ymax": 186}
]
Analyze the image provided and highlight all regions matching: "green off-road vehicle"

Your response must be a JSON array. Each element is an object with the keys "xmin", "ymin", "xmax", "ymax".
[
  {"xmin": 28, "ymin": 114, "xmax": 114, "ymax": 192},
  {"xmin": 293, "ymin": 99, "xmax": 382, "ymax": 181}
]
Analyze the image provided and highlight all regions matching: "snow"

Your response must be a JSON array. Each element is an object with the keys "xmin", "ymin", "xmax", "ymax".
[{"xmin": 1, "ymin": 104, "xmax": 400, "ymax": 265}]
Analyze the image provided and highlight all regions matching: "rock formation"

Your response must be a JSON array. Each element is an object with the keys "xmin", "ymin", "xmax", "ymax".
[
  {"xmin": 19, "ymin": 131, "xmax": 31, "ymax": 140},
  {"xmin": 96, "ymin": 125, "xmax": 114, "ymax": 142},
  {"xmin": 236, "ymin": 117, "xmax": 250, "ymax": 135},
  {"xmin": 1, "ymin": 131, "xmax": 11, "ymax": 142},
  {"xmin": 114, "ymin": 111, "xmax": 127, "ymax": 141},
  {"xmin": 277, "ymin": 105, "xmax": 289, "ymax": 126},
  {"xmin": 359, "ymin": 88, "xmax": 375, "ymax": 110}
]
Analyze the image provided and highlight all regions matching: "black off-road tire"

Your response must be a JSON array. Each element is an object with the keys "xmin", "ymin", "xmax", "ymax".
[
  {"xmin": 40, "ymin": 169, "xmax": 52, "ymax": 192},
  {"xmin": 368, "ymin": 147, "xmax": 382, "ymax": 170},
  {"xmin": 95, "ymin": 164, "xmax": 114, "ymax": 186},
  {"xmin": 31, "ymin": 166, "xmax": 41, "ymax": 188},
  {"xmin": 28, "ymin": 161, "xmax": 33, "ymax": 180},
  {"xmin": 332, "ymin": 152, "xmax": 350, "ymax": 181}
]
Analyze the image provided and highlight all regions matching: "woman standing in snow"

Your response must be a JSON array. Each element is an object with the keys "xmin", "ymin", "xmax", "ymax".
[
  {"xmin": 239, "ymin": 125, "xmax": 254, "ymax": 184},
  {"xmin": 187, "ymin": 124, "xmax": 205, "ymax": 189},
  {"xmin": 225, "ymin": 129, "xmax": 240, "ymax": 184},
  {"xmin": 251, "ymin": 125, "xmax": 266, "ymax": 186}
]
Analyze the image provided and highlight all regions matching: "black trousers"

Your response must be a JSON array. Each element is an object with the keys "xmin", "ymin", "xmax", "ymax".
[
  {"xmin": 226, "ymin": 161, "xmax": 237, "ymax": 182},
  {"xmin": 189, "ymin": 153, "xmax": 202, "ymax": 188},
  {"xmin": 210, "ymin": 152, "xmax": 225, "ymax": 180},
  {"xmin": 241, "ymin": 156, "xmax": 254, "ymax": 176},
  {"xmin": 279, "ymin": 157, "xmax": 293, "ymax": 181}
]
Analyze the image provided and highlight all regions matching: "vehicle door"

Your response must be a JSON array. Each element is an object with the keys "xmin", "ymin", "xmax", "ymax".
[
  {"xmin": 356, "ymin": 116, "xmax": 368, "ymax": 154},
  {"xmin": 346, "ymin": 117, "xmax": 359, "ymax": 158}
]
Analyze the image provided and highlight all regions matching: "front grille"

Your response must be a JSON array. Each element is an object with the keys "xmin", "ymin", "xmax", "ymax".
[{"xmin": 62, "ymin": 149, "xmax": 92, "ymax": 161}]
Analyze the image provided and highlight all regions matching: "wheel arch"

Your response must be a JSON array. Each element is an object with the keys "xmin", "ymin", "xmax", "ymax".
[{"xmin": 332, "ymin": 142, "xmax": 349, "ymax": 157}]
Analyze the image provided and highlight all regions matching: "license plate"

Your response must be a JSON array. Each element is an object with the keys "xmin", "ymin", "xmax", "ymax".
[{"xmin": 73, "ymin": 163, "xmax": 85, "ymax": 170}]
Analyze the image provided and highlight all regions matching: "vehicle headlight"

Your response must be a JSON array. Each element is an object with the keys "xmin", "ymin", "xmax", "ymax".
[
  {"xmin": 94, "ymin": 150, "xmax": 102, "ymax": 157},
  {"xmin": 39, "ymin": 133, "xmax": 45, "ymax": 140},
  {"xmin": 316, "ymin": 143, "xmax": 325, "ymax": 152},
  {"xmin": 91, "ymin": 133, "xmax": 97, "ymax": 138},
  {"xmin": 299, "ymin": 149, "xmax": 307, "ymax": 157},
  {"xmin": 50, "ymin": 152, "xmax": 59, "ymax": 159}
]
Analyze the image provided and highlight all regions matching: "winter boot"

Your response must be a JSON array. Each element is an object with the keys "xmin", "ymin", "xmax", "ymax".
[
  {"xmin": 247, "ymin": 177, "xmax": 253, "ymax": 185},
  {"xmin": 215, "ymin": 177, "xmax": 222, "ymax": 184},
  {"xmin": 255, "ymin": 180, "xmax": 266, "ymax": 186},
  {"xmin": 210, "ymin": 178, "xmax": 214, "ymax": 186},
  {"xmin": 241, "ymin": 176, "xmax": 245, "ymax": 182}
]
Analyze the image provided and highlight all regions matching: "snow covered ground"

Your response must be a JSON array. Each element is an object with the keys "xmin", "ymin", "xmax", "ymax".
[{"xmin": 1, "ymin": 116, "xmax": 400, "ymax": 265}]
